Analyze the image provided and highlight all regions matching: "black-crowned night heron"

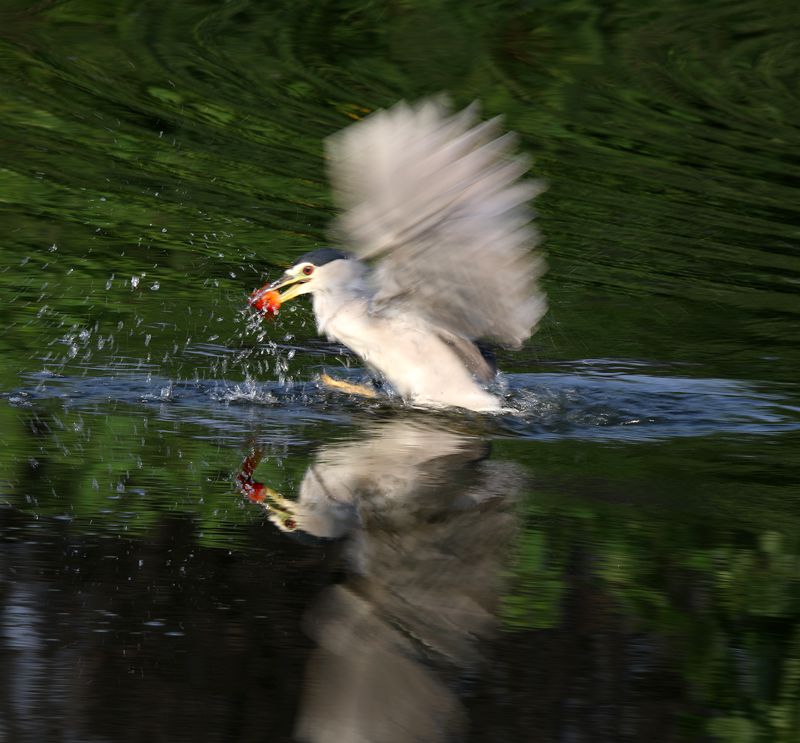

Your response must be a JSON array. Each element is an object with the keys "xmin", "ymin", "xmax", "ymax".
[{"xmin": 250, "ymin": 99, "xmax": 546, "ymax": 412}]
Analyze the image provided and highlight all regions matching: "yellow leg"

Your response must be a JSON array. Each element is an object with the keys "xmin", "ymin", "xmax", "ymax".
[{"xmin": 319, "ymin": 372, "xmax": 377, "ymax": 399}]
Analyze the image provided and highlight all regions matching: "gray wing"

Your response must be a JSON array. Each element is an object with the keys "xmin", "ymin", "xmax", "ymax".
[{"xmin": 326, "ymin": 98, "xmax": 546, "ymax": 348}]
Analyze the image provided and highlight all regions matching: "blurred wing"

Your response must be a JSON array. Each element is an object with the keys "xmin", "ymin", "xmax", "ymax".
[{"xmin": 326, "ymin": 98, "xmax": 546, "ymax": 347}]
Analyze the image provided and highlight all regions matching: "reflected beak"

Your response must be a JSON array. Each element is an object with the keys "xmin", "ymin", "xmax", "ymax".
[
  {"xmin": 260, "ymin": 489, "xmax": 299, "ymax": 532},
  {"xmin": 239, "ymin": 479, "xmax": 298, "ymax": 531}
]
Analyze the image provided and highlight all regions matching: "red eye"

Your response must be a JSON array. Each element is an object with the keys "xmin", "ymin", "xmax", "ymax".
[
  {"xmin": 302, "ymin": 265, "xmax": 314, "ymax": 276},
  {"xmin": 284, "ymin": 518, "xmax": 297, "ymax": 530}
]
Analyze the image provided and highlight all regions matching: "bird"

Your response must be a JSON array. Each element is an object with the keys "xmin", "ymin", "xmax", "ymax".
[{"xmin": 249, "ymin": 98, "xmax": 547, "ymax": 412}]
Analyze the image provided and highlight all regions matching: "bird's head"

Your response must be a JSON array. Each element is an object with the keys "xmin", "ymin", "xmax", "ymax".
[{"xmin": 250, "ymin": 248, "xmax": 352, "ymax": 309}]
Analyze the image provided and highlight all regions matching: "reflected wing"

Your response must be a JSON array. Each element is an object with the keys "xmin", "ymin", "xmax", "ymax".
[{"xmin": 326, "ymin": 98, "xmax": 546, "ymax": 347}]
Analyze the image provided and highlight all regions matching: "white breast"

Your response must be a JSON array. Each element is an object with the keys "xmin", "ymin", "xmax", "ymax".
[{"xmin": 315, "ymin": 295, "xmax": 501, "ymax": 412}]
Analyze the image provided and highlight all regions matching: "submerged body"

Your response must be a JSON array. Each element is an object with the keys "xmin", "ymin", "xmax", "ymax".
[{"xmin": 250, "ymin": 99, "xmax": 547, "ymax": 412}]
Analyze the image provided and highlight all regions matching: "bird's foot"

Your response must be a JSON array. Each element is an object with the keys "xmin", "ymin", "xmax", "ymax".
[{"xmin": 319, "ymin": 372, "xmax": 378, "ymax": 399}]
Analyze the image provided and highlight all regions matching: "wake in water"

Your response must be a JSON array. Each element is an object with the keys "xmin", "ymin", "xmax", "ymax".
[{"xmin": 6, "ymin": 361, "xmax": 798, "ymax": 443}]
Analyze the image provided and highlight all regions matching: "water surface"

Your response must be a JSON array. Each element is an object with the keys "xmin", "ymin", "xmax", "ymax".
[{"xmin": 1, "ymin": 1, "xmax": 800, "ymax": 741}]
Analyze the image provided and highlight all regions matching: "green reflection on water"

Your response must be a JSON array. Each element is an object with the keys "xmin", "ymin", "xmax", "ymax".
[{"xmin": 1, "ymin": 0, "xmax": 798, "ymax": 386}]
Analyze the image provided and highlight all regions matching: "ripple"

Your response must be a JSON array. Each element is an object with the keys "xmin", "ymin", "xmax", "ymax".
[{"xmin": 7, "ymin": 362, "xmax": 798, "ymax": 444}]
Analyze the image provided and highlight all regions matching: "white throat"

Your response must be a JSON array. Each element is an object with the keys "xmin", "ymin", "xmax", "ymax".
[{"xmin": 311, "ymin": 259, "xmax": 370, "ymax": 333}]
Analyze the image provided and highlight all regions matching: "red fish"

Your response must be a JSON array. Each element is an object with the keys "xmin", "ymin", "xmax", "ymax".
[{"xmin": 248, "ymin": 286, "xmax": 282, "ymax": 317}]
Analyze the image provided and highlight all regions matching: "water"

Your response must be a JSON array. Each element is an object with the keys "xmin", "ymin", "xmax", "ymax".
[{"xmin": 1, "ymin": 1, "xmax": 800, "ymax": 741}]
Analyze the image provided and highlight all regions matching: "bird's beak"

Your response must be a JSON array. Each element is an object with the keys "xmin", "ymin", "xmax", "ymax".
[
  {"xmin": 248, "ymin": 273, "xmax": 308, "ymax": 309},
  {"xmin": 263, "ymin": 272, "xmax": 310, "ymax": 303}
]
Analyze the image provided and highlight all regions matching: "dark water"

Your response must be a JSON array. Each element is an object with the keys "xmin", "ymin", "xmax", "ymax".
[{"xmin": 1, "ymin": 1, "xmax": 800, "ymax": 741}]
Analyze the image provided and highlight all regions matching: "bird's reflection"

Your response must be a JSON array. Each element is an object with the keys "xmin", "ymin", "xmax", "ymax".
[{"xmin": 236, "ymin": 419, "xmax": 523, "ymax": 743}]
